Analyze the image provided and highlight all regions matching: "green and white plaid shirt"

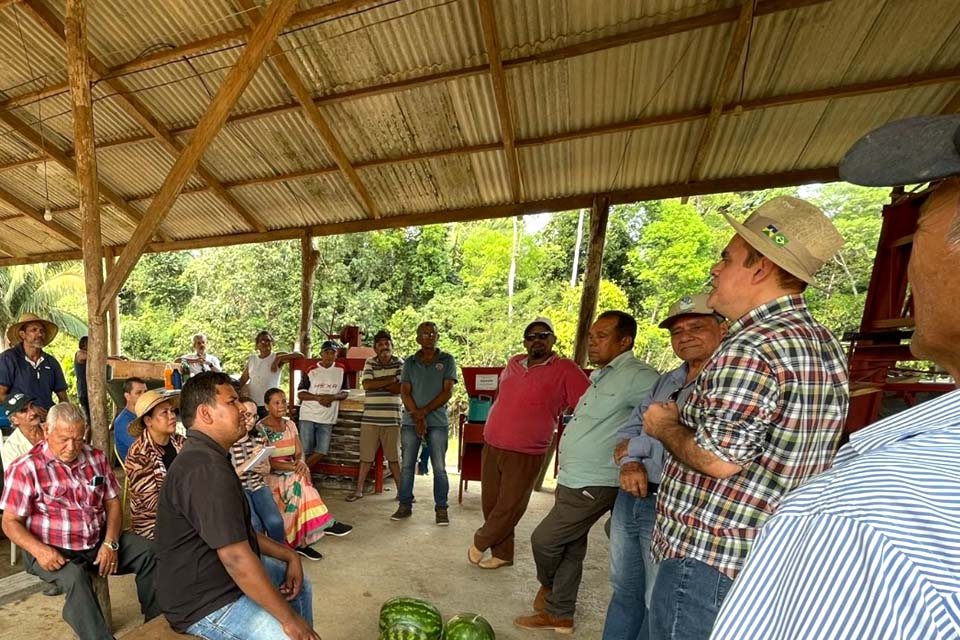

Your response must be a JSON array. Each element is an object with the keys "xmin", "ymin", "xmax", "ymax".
[{"xmin": 652, "ymin": 295, "xmax": 849, "ymax": 578}]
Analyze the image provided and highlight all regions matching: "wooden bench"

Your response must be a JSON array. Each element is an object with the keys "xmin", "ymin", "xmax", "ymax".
[
  {"xmin": 0, "ymin": 570, "xmax": 44, "ymax": 606},
  {"xmin": 121, "ymin": 615, "xmax": 200, "ymax": 638}
]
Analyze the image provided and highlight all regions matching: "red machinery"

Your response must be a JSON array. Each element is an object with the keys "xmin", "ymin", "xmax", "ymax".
[{"xmin": 457, "ymin": 367, "xmax": 503, "ymax": 503}]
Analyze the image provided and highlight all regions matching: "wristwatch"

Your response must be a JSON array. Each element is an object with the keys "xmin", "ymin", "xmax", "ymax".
[{"xmin": 103, "ymin": 538, "xmax": 119, "ymax": 551}]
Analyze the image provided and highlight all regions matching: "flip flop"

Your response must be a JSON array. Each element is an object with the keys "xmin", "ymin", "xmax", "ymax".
[{"xmin": 345, "ymin": 494, "xmax": 363, "ymax": 502}]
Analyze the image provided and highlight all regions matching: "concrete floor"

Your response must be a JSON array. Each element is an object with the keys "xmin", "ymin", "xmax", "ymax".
[{"xmin": 0, "ymin": 471, "xmax": 613, "ymax": 639}]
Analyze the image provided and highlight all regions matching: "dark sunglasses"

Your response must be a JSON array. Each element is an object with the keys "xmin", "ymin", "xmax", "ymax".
[{"xmin": 524, "ymin": 331, "xmax": 553, "ymax": 341}]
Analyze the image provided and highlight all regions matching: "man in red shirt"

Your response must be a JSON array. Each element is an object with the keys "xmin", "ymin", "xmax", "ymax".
[{"xmin": 468, "ymin": 317, "xmax": 590, "ymax": 570}]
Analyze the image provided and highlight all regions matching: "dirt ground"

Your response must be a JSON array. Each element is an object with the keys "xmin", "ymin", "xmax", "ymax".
[{"xmin": 0, "ymin": 471, "xmax": 614, "ymax": 639}]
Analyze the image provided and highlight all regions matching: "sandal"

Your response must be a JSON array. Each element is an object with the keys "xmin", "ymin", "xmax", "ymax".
[{"xmin": 345, "ymin": 494, "xmax": 363, "ymax": 502}]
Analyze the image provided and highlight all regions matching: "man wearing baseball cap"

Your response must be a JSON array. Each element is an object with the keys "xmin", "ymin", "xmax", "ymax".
[
  {"xmin": 643, "ymin": 196, "xmax": 850, "ymax": 639},
  {"xmin": 1, "ymin": 393, "xmax": 44, "ymax": 470},
  {"xmin": 0, "ymin": 314, "xmax": 69, "ymax": 414},
  {"xmin": 297, "ymin": 340, "xmax": 347, "ymax": 469},
  {"xmin": 469, "ymin": 317, "xmax": 590, "ymax": 570},
  {"xmin": 711, "ymin": 115, "xmax": 960, "ymax": 640},
  {"xmin": 602, "ymin": 294, "xmax": 724, "ymax": 640}
]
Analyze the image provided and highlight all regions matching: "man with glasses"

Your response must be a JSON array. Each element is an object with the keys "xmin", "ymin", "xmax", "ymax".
[
  {"xmin": 468, "ymin": 317, "xmax": 590, "ymax": 570},
  {"xmin": 393, "ymin": 322, "xmax": 457, "ymax": 525}
]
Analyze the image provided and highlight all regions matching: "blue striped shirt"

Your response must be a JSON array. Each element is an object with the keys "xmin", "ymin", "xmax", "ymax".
[{"xmin": 711, "ymin": 388, "xmax": 960, "ymax": 640}]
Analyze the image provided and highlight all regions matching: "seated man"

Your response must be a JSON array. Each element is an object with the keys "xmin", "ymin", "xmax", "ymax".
[
  {"xmin": 112, "ymin": 376, "xmax": 147, "ymax": 461},
  {"xmin": 0, "ymin": 403, "xmax": 160, "ymax": 640},
  {"xmin": 155, "ymin": 371, "xmax": 319, "ymax": 640},
  {"xmin": 1, "ymin": 393, "xmax": 44, "ymax": 469}
]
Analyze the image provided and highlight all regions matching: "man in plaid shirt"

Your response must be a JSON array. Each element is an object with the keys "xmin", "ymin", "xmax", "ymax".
[
  {"xmin": 0, "ymin": 403, "xmax": 160, "ymax": 640},
  {"xmin": 642, "ymin": 196, "xmax": 849, "ymax": 640}
]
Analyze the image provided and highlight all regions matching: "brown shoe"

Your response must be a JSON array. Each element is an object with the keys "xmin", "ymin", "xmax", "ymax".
[
  {"xmin": 467, "ymin": 544, "xmax": 483, "ymax": 565},
  {"xmin": 534, "ymin": 585, "xmax": 552, "ymax": 612},
  {"xmin": 478, "ymin": 556, "xmax": 513, "ymax": 570},
  {"xmin": 513, "ymin": 611, "xmax": 574, "ymax": 634}
]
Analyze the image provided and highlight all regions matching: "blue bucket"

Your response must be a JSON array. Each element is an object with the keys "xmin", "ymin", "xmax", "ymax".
[{"xmin": 467, "ymin": 395, "xmax": 493, "ymax": 423}]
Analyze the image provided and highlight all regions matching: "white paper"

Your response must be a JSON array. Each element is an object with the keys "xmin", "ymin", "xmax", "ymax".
[
  {"xmin": 475, "ymin": 374, "xmax": 499, "ymax": 391},
  {"xmin": 236, "ymin": 445, "xmax": 275, "ymax": 475}
]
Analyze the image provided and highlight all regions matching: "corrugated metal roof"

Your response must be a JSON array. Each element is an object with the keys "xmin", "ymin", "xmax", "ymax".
[{"xmin": 0, "ymin": 0, "xmax": 957, "ymax": 265}]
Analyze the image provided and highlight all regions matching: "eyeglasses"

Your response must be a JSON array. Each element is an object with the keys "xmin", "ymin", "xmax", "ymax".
[{"xmin": 524, "ymin": 331, "xmax": 553, "ymax": 341}]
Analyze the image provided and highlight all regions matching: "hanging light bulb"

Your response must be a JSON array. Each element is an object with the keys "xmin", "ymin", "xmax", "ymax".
[{"xmin": 43, "ymin": 207, "xmax": 52, "ymax": 221}]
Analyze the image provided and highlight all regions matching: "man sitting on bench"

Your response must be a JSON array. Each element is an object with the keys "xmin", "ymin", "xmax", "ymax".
[{"xmin": 0, "ymin": 402, "xmax": 160, "ymax": 640}]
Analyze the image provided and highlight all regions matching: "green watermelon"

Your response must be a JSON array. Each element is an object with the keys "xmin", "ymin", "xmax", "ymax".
[
  {"xmin": 379, "ymin": 596, "xmax": 444, "ymax": 640},
  {"xmin": 445, "ymin": 613, "xmax": 495, "ymax": 640}
]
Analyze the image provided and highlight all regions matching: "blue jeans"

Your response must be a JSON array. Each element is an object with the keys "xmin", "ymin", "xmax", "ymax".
[
  {"xmin": 299, "ymin": 420, "xmax": 333, "ymax": 456},
  {"xmin": 649, "ymin": 557, "xmax": 732, "ymax": 640},
  {"xmin": 246, "ymin": 485, "xmax": 286, "ymax": 544},
  {"xmin": 602, "ymin": 488, "xmax": 658, "ymax": 640},
  {"xmin": 187, "ymin": 556, "xmax": 313, "ymax": 639},
  {"xmin": 399, "ymin": 425, "xmax": 448, "ymax": 509}
]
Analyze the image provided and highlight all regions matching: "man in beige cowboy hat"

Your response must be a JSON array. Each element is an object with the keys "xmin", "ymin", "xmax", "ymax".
[
  {"xmin": 0, "ymin": 313, "xmax": 68, "ymax": 416},
  {"xmin": 641, "ymin": 196, "xmax": 850, "ymax": 640}
]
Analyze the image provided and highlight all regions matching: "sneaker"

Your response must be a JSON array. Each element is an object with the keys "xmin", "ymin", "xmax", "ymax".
[
  {"xmin": 391, "ymin": 504, "xmax": 413, "ymax": 521},
  {"xmin": 295, "ymin": 546, "xmax": 324, "ymax": 561},
  {"xmin": 435, "ymin": 508, "xmax": 449, "ymax": 526},
  {"xmin": 326, "ymin": 521, "xmax": 353, "ymax": 537}
]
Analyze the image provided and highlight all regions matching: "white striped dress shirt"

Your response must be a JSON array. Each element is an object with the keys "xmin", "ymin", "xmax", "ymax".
[{"xmin": 711, "ymin": 389, "xmax": 960, "ymax": 640}]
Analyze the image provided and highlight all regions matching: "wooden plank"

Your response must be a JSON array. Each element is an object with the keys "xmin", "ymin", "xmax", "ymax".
[
  {"xmin": 0, "ymin": 571, "xmax": 44, "ymax": 607},
  {"xmin": 0, "ymin": 237, "xmax": 24, "ymax": 257},
  {"xmin": 687, "ymin": 0, "xmax": 756, "ymax": 181},
  {"xmin": 941, "ymin": 87, "xmax": 960, "ymax": 114},
  {"xmin": 0, "ymin": 167, "xmax": 840, "ymax": 267},
  {"xmin": 0, "ymin": 185, "xmax": 82, "ymax": 246},
  {"xmin": 235, "ymin": 0, "xmax": 379, "ymax": 219},
  {"xmin": 478, "ymin": 0, "xmax": 522, "ymax": 202},
  {"xmin": 98, "ymin": 0, "xmax": 299, "ymax": 315},
  {"xmin": 573, "ymin": 196, "xmax": 611, "ymax": 366}
]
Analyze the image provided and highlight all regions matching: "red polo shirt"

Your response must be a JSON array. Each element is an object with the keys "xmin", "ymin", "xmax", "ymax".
[{"xmin": 483, "ymin": 354, "xmax": 590, "ymax": 455}]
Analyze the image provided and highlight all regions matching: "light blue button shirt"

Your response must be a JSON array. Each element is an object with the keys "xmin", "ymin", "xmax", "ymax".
[{"xmin": 558, "ymin": 351, "xmax": 659, "ymax": 489}]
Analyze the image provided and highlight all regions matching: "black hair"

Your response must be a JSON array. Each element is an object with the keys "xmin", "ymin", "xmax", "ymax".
[
  {"xmin": 123, "ymin": 377, "xmax": 146, "ymax": 393},
  {"xmin": 373, "ymin": 329, "xmax": 392, "ymax": 344},
  {"xmin": 597, "ymin": 310, "xmax": 638, "ymax": 342},
  {"xmin": 181, "ymin": 371, "xmax": 233, "ymax": 429},
  {"xmin": 264, "ymin": 387, "xmax": 285, "ymax": 405}
]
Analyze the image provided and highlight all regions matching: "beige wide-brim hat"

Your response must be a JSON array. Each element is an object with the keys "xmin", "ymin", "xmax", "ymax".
[
  {"xmin": 6, "ymin": 313, "xmax": 59, "ymax": 346},
  {"xmin": 722, "ymin": 196, "xmax": 844, "ymax": 287},
  {"xmin": 658, "ymin": 293, "xmax": 720, "ymax": 329},
  {"xmin": 128, "ymin": 389, "xmax": 181, "ymax": 438}
]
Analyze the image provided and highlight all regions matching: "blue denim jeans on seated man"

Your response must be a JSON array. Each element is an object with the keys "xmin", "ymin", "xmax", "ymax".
[
  {"xmin": 602, "ymin": 488, "xmax": 659, "ymax": 640},
  {"xmin": 187, "ymin": 556, "xmax": 313, "ymax": 640},
  {"xmin": 399, "ymin": 425, "xmax": 448, "ymax": 509},
  {"xmin": 649, "ymin": 557, "xmax": 732, "ymax": 640},
  {"xmin": 299, "ymin": 420, "xmax": 334, "ymax": 457},
  {"xmin": 246, "ymin": 485, "xmax": 286, "ymax": 544}
]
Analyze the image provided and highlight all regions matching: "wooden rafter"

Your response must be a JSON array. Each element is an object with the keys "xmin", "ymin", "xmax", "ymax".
[
  {"xmin": 20, "ymin": 0, "xmax": 267, "ymax": 234},
  {"xmin": 235, "ymin": 0, "xmax": 379, "ymax": 219},
  {"xmin": 0, "ymin": 236, "xmax": 24, "ymax": 257},
  {"xmin": 478, "ymin": 0, "xmax": 522, "ymax": 202},
  {"xmin": 687, "ymin": 0, "xmax": 756, "ymax": 182},
  {"xmin": 942, "ymin": 87, "xmax": 960, "ymax": 114},
  {"xmin": 0, "ymin": 185, "xmax": 82, "ymax": 245},
  {"xmin": 99, "ymin": 0, "xmax": 299, "ymax": 315},
  {"xmin": 0, "ymin": 167, "xmax": 838, "ymax": 268}
]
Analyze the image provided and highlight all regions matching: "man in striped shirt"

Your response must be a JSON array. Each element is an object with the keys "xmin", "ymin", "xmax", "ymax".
[
  {"xmin": 712, "ymin": 115, "xmax": 960, "ymax": 640},
  {"xmin": 349, "ymin": 330, "xmax": 403, "ymax": 500},
  {"xmin": 643, "ymin": 196, "xmax": 849, "ymax": 640}
]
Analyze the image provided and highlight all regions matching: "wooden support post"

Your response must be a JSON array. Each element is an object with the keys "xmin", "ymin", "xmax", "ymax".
[
  {"xmin": 104, "ymin": 248, "xmax": 121, "ymax": 356},
  {"xmin": 65, "ymin": 0, "xmax": 111, "ymax": 627},
  {"xmin": 300, "ymin": 233, "xmax": 318, "ymax": 358},
  {"xmin": 572, "ymin": 196, "xmax": 611, "ymax": 367}
]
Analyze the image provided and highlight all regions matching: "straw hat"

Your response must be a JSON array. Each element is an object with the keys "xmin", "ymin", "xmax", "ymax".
[
  {"xmin": 658, "ymin": 294, "xmax": 720, "ymax": 329},
  {"xmin": 839, "ymin": 114, "xmax": 960, "ymax": 186},
  {"xmin": 128, "ymin": 389, "xmax": 180, "ymax": 438},
  {"xmin": 722, "ymin": 196, "xmax": 844, "ymax": 287},
  {"xmin": 6, "ymin": 313, "xmax": 59, "ymax": 346}
]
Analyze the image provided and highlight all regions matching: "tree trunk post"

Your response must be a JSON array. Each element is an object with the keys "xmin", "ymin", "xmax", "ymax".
[
  {"xmin": 65, "ymin": 0, "xmax": 112, "ymax": 627},
  {"xmin": 300, "ymin": 233, "xmax": 318, "ymax": 358},
  {"xmin": 104, "ymin": 248, "xmax": 121, "ymax": 356},
  {"xmin": 572, "ymin": 195, "xmax": 611, "ymax": 367}
]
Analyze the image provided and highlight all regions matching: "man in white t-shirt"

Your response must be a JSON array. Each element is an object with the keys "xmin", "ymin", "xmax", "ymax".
[
  {"xmin": 297, "ymin": 341, "xmax": 347, "ymax": 468},
  {"xmin": 176, "ymin": 333, "xmax": 222, "ymax": 376},
  {"xmin": 238, "ymin": 331, "xmax": 303, "ymax": 418},
  {"xmin": 2, "ymin": 393, "xmax": 44, "ymax": 469}
]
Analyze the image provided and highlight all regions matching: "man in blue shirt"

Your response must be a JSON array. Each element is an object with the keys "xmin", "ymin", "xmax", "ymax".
[
  {"xmin": 711, "ymin": 115, "xmax": 960, "ymax": 640},
  {"xmin": 0, "ymin": 314, "xmax": 69, "ymax": 415},
  {"xmin": 394, "ymin": 322, "xmax": 457, "ymax": 525},
  {"xmin": 112, "ymin": 377, "xmax": 147, "ymax": 461},
  {"xmin": 602, "ymin": 294, "xmax": 723, "ymax": 640}
]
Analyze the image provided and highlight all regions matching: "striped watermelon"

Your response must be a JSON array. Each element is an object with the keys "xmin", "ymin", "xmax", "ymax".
[
  {"xmin": 445, "ymin": 613, "xmax": 495, "ymax": 640},
  {"xmin": 379, "ymin": 596, "xmax": 444, "ymax": 640}
]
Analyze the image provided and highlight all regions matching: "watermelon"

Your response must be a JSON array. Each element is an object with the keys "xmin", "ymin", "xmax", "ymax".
[
  {"xmin": 379, "ymin": 596, "xmax": 444, "ymax": 640},
  {"xmin": 445, "ymin": 613, "xmax": 495, "ymax": 640}
]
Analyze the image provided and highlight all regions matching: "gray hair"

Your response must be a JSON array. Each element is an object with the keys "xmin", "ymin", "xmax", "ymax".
[
  {"xmin": 45, "ymin": 402, "xmax": 87, "ymax": 431},
  {"xmin": 192, "ymin": 333, "xmax": 207, "ymax": 343}
]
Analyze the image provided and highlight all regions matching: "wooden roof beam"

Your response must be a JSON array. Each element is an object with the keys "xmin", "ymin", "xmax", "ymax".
[
  {"xmin": 686, "ymin": 0, "xmax": 756, "ymax": 182},
  {"xmin": 942, "ymin": 87, "xmax": 960, "ymax": 114},
  {"xmin": 235, "ymin": 0, "xmax": 379, "ymax": 219},
  {"xmin": 20, "ymin": 0, "xmax": 267, "ymax": 234},
  {"xmin": 99, "ymin": 0, "xmax": 299, "ymax": 315},
  {"xmin": 478, "ymin": 0, "xmax": 522, "ymax": 202},
  {"xmin": 0, "ymin": 185, "xmax": 82, "ymax": 246}
]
